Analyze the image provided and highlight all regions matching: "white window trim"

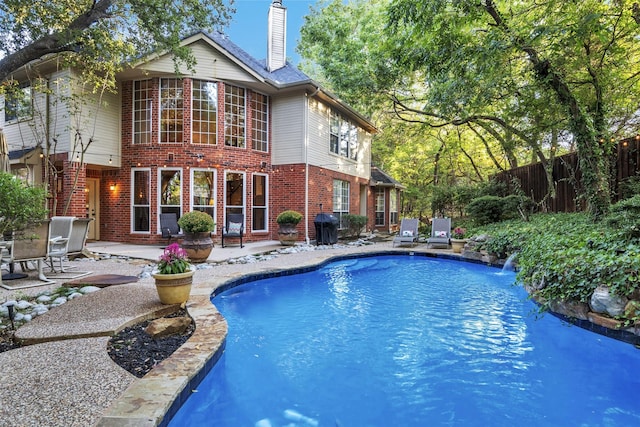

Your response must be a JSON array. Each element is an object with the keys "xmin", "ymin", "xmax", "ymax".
[
  {"xmin": 157, "ymin": 167, "xmax": 183, "ymax": 234},
  {"xmin": 131, "ymin": 167, "xmax": 151, "ymax": 234},
  {"xmin": 190, "ymin": 168, "xmax": 218, "ymax": 233},
  {"xmin": 251, "ymin": 172, "xmax": 269, "ymax": 232}
]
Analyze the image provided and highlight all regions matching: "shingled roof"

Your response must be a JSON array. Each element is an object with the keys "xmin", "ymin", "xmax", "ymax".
[{"xmin": 371, "ymin": 167, "xmax": 405, "ymax": 189}]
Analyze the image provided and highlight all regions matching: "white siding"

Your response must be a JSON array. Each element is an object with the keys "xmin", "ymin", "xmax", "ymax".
[
  {"xmin": 271, "ymin": 93, "xmax": 305, "ymax": 164},
  {"xmin": 139, "ymin": 41, "xmax": 259, "ymax": 84},
  {"xmin": 306, "ymin": 98, "xmax": 371, "ymax": 180}
]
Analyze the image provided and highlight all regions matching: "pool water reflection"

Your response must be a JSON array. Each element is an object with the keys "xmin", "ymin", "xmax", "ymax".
[{"xmin": 169, "ymin": 255, "xmax": 640, "ymax": 427}]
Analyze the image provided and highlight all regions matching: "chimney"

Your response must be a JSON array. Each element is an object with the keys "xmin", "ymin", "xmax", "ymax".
[{"xmin": 267, "ymin": 0, "xmax": 287, "ymax": 71}]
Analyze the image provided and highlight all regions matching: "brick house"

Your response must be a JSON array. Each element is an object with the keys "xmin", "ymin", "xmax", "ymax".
[{"xmin": 1, "ymin": 0, "xmax": 401, "ymax": 245}]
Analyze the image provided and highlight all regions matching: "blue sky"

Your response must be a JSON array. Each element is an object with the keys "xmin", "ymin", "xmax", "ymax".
[{"xmin": 224, "ymin": 0, "xmax": 318, "ymax": 65}]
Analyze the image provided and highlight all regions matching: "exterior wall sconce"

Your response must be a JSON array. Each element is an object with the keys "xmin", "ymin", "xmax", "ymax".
[
  {"xmin": 109, "ymin": 155, "xmax": 113, "ymax": 164},
  {"xmin": 110, "ymin": 183, "xmax": 116, "ymax": 191}
]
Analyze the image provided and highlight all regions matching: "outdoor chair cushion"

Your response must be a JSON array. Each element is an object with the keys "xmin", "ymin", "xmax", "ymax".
[
  {"xmin": 435, "ymin": 230, "xmax": 447, "ymax": 237},
  {"xmin": 228, "ymin": 222, "xmax": 242, "ymax": 234},
  {"xmin": 402, "ymin": 230, "xmax": 414, "ymax": 237}
]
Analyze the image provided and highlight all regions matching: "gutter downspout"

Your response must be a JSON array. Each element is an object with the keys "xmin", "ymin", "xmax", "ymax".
[{"xmin": 304, "ymin": 86, "xmax": 321, "ymax": 244}]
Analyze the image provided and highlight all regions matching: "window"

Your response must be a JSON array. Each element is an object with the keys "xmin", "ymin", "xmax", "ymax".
[
  {"xmin": 133, "ymin": 80, "xmax": 152, "ymax": 144},
  {"xmin": 192, "ymin": 80, "xmax": 218, "ymax": 145},
  {"xmin": 160, "ymin": 79, "xmax": 183, "ymax": 143},
  {"xmin": 159, "ymin": 169, "xmax": 182, "ymax": 220},
  {"xmin": 225, "ymin": 171, "xmax": 245, "ymax": 218},
  {"xmin": 252, "ymin": 92, "xmax": 269, "ymax": 151},
  {"xmin": 329, "ymin": 111, "xmax": 358, "ymax": 160},
  {"xmin": 333, "ymin": 179, "xmax": 350, "ymax": 229},
  {"xmin": 191, "ymin": 169, "xmax": 216, "ymax": 226},
  {"xmin": 132, "ymin": 169, "xmax": 151, "ymax": 232},
  {"xmin": 390, "ymin": 190, "xmax": 398, "ymax": 226},
  {"xmin": 252, "ymin": 174, "xmax": 268, "ymax": 231},
  {"xmin": 224, "ymin": 84, "xmax": 245, "ymax": 148},
  {"xmin": 375, "ymin": 188, "xmax": 385, "ymax": 226},
  {"xmin": 4, "ymin": 84, "xmax": 32, "ymax": 122}
]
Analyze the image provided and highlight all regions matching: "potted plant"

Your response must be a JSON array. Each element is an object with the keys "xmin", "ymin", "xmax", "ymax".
[
  {"xmin": 276, "ymin": 210, "xmax": 303, "ymax": 246},
  {"xmin": 450, "ymin": 227, "xmax": 468, "ymax": 253},
  {"xmin": 177, "ymin": 210, "xmax": 215, "ymax": 262},
  {"xmin": 152, "ymin": 243, "xmax": 195, "ymax": 304}
]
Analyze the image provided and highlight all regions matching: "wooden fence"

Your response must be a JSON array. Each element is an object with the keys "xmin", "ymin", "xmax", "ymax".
[{"xmin": 492, "ymin": 136, "xmax": 640, "ymax": 213}]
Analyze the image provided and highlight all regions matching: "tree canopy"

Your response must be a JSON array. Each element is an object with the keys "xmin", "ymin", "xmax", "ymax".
[
  {"xmin": 299, "ymin": 0, "xmax": 640, "ymax": 218},
  {"xmin": 0, "ymin": 0, "xmax": 233, "ymax": 88}
]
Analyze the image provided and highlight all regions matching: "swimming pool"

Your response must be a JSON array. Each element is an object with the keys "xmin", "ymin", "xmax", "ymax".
[{"xmin": 169, "ymin": 255, "xmax": 640, "ymax": 426}]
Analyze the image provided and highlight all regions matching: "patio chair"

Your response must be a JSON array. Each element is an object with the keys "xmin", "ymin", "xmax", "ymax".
[
  {"xmin": 160, "ymin": 213, "xmax": 184, "ymax": 244},
  {"xmin": 222, "ymin": 213, "xmax": 244, "ymax": 248},
  {"xmin": 426, "ymin": 217, "xmax": 451, "ymax": 249},
  {"xmin": 47, "ymin": 216, "xmax": 76, "ymax": 273},
  {"xmin": 392, "ymin": 218, "xmax": 420, "ymax": 247},
  {"xmin": 0, "ymin": 220, "xmax": 54, "ymax": 289}
]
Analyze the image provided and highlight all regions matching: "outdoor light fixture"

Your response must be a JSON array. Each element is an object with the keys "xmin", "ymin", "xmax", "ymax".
[
  {"xmin": 6, "ymin": 302, "xmax": 15, "ymax": 330},
  {"xmin": 109, "ymin": 155, "xmax": 113, "ymax": 164},
  {"xmin": 110, "ymin": 183, "xmax": 116, "ymax": 191}
]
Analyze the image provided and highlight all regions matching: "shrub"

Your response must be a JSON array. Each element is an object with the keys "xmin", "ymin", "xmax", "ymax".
[
  {"xmin": 502, "ymin": 194, "xmax": 535, "ymax": 221},
  {"xmin": 465, "ymin": 195, "xmax": 504, "ymax": 225},
  {"xmin": 178, "ymin": 210, "xmax": 215, "ymax": 233},
  {"xmin": 605, "ymin": 195, "xmax": 640, "ymax": 240},
  {"xmin": 276, "ymin": 210, "xmax": 303, "ymax": 225},
  {"xmin": 0, "ymin": 172, "xmax": 48, "ymax": 235},
  {"xmin": 342, "ymin": 214, "xmax": 367, "ymax": 239}
]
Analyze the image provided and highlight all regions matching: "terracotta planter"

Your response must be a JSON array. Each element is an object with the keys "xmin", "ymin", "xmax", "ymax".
[
  {"xmin": 278, "ymin": 223, "xmax": 299, "ymax": 246},
  {"xmin": 152, "ymin": 269, "xmax": 195, "ymax": 304},
  {"xmin": 450, "ymin": 238, "xmax": 468, "ymax": 254},
  {"xmin": 181, "ymin": 231, "xmax": 213, "ymax": 263}
]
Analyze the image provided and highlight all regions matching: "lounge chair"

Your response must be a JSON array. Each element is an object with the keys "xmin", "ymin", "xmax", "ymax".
[
  {"xmin": 392, "ymin": 218, "xmax": 420, "ymax": 247},
  {"xmin": 222, "ymin": 213, "xmax": 244, "ymax": 248},
  {"xmin": 0, "ymin": 220, "xmax": 54, "ymax": 289},
  {"xmin": 426, "ymin": 217, "xmax": 451, "ymax": 249},
  {"xmin": 48, "ymin": 216, "xmax": 76, "ymax": 272},
  {"xmin": 159, "ymin": 213, "xmax": 184, "ymax": 244}
]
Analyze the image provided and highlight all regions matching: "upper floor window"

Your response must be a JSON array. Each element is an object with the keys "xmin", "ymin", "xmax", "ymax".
[
  {"xmin": 192, "ymin": 80, "xmax": 218, "ymax": 145},
  {"xmin": 133, "ymin": 80, "xmax": 152, "ymax": 144},
  {"xmin": 252, "ymin": 92, "xmax": 269, "ymax": 152},
  {"xmin": 329, "ymin": 111, "xmax": 358, "ymax": 160},
  {"xmin": 160, "ymin": 79, "xmax": 183, "ymax": 143},
  {"xmin": 4, "ymin": 84, "xmax": 32, "ymax": 122},
  {"xmin": 224, "ymin": 84, "xmax": 245, "ymax": 148}
]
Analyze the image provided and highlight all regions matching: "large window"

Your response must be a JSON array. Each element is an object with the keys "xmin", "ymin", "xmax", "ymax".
[
  {"xmin": 252, "ymin": 92, "xmax": 269, "ymax": 152},
  {"xmin": 133, "ymin": 80, "xmax": 152, "ymax": 144},
  {"xmin": 252, "ymin": 174, "xmax": 268, "ymax": 231},
  {"xmin": 132, "ymin": 169, "xmax": 151, "ymax": 232},
  {"xmin": 375, "ymin": 188, "xmax": 385, "ymax": 226},
  {"xmin": 333, "ymin": 179, "xmax": 350, "ymax": 229},
  {"xmin": 160, "ymin": 79, "xmax": 183, "ymax": 143},
  {"xmin": 192, "ymin": 80, "xmax": 218, "ymax": 145},
  {"xmin": 191, "ymin": 169, "xmax": 216, "ymax": 225},
  {"xmin": 224, "ymin": 84, "xmax": 246, "ymax": 148},
  {"xmin": 225, "ymin": 172, "xmax": 245, "ymax": 218},
  {"xmin": 329, "ymin": 111, "xmax": 358, "ymax": 160},
  {"xmin": 159, "ymin": 169, "xmax": 182, "ymax": 219},
  {"xmin": 390, "ymin": 190, "xmax": 398, "ymax": 226},
  {"xmin": 4, "ymin": 84, "xmax": 32, "ymax": 122}
]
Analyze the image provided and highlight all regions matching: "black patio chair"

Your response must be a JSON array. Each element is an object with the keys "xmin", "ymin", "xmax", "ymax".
[
  {"xmin": 222, "ymin": 213, "xmax": 244, "ymax": 248},
  {"xmin": 159, "ymin": 213, "xmax": 184, "ymax": 245}
]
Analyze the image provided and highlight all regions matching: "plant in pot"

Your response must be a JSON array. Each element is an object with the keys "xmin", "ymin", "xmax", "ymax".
[
  {"xmin": 177, "ymin": 210, "xmax": 215, "ymax": 263},
  {"xmin": 152, "ymin": 243, "xmax": 195, "ymax": 304},
  {"xmin": 450, "ymin": 227, "xmax": 468, "ymax": 254},
  {"xmin": 276, "ymin": 210, "xmax": 303, "ymax": 246}
]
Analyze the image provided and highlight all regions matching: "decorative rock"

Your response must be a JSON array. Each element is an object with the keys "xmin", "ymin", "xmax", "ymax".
[
  {"xmin": 549, "ymin": 300, "xmax": 590, "ymax": 321},
  {"xmin": 144, "ymin": 317, "xmax": 192, "ymax": 338},
  {"xmin": 587, "ymin": 312, "xmax": 624, "ymax": 330},
  {"xmin": 0, "ymin": 306, "xmax": 7, "ymax": 317},
  {"xmin": 32, "ymin": 304, "xmax": 49, "ymax": 316},
  {"xmin": 79, "ymin": 286, "xmax": 101, "ymax": 294},
  {"xmin": 51, "ymin": 296, "xmax": 68, "ymax": 306},
  {"xmin": 23, "ymin": 314, "xmax": 32, "ymax": 322},
  {"xmin": 624, "ymin": 300, "xmax": 640, "ymax": 320},
  {"xmin": 36, "ymin": 295, "xmax": 52, "ymax": 303},
  {"xmin": 13, "ymin": 312, "xmax": 24, "ymax": 322},
  {"xmin": 68, "ymin": 292, "xmax": 83, "ymax": 300},
  {"xmin": 2, "ymin": 300, "xmax": 17, "ymax": 307},
  {"xmin": 590, "ymin": 285, "xmax": 628, "ymax": 317},
  {"xmin": 16, "ymin": 300, "xmax": 32, "ymax": 310}
]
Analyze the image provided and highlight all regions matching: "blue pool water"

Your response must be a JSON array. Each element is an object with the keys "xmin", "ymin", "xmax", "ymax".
[{"xmin": 169, "ymin": 255, "xmax": 640, "ymax": 427}]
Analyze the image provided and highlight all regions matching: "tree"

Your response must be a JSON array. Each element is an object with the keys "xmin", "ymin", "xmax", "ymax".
[
  {"xmin": 0, "ymin": 0, "xmax": 233, "ymax": 87},
  {"xmin": 0, "ymin": 172, "xmax": 48, "ymax": 235},
  {"xmin": 299, "ymin": 0, "xmax": 640, "ymax": 219}
]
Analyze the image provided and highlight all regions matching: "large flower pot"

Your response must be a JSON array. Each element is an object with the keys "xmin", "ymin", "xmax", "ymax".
[
  {"xmin": 181, "ymin": 231, "xmax": 213, "ymax": 263},
  {"xmin": 152, "ymin": 269, "xmax": 195, "ymax": 304},
  {"xmin": 450, "ymin": 238, "xmax": 468, "ymax": 254},
  {"xmin": 278, "ymin": 223, "xmax": 299, "ymax": 246}
]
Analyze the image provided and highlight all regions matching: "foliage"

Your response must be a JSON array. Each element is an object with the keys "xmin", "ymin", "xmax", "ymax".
[
  {"xmin": 276, "ymin": 210, "xmax": 303, "ymax": 225},
  {"xmin": 0, "ymin": 173, "xmax": 48, "ymax": 236},
  {"xmin": 501, "ymin": 194, "xmax": 535, "ymax": 221},
  {"xmin": 604, "ymin": 195, "xmax": 640, "ymax": 240},
  {"xmin": 465, "ymin": 196, "xmax": 504, "ymax": 225},
  {"xmin": 617, "ymin": 175, "xmax": 640, "ymax": 200},
  {"xmin": 341, "ymin": 214, "xmax": 368, "ymax": 239},
  {"xmin": 451, "ymin": 227, "xmax": 466, "ymax": 239},
  {"xmin": 157, "ymin": 243, "xmax": 191, "ymax": 275},
  {"xmin": 177, "ymin": 211, "xmax": 215, "ymax": 233},
  {"xmin": 0, "ymin": 0, "xmax": 233, "ymax": 86}
]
